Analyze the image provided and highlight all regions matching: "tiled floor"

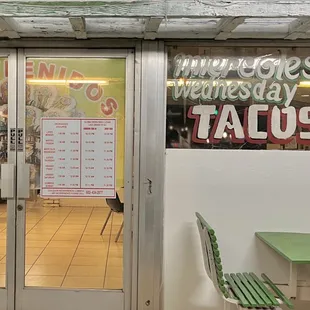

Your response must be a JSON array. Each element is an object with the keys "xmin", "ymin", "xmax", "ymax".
[{"xmin": 0, "ymin": 199, "xmax": 123, "ymax": 289}]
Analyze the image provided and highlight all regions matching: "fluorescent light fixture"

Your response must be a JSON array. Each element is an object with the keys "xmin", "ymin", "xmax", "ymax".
[
  {"xmin": 27, "ymin": 79, "xmax": 109, "ymax": 85},
  {"xmin": 299, "ymin": 81, "xmax": 310, "ymax": 88}
]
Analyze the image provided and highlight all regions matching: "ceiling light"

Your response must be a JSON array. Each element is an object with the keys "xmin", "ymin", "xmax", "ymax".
[{"xmin": 27, "ymin": 79, "xmax": 109, "ymax": 85}]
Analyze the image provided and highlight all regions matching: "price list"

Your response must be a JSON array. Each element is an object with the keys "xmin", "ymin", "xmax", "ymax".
[{"xmin": 41, "ymin": 118, "xmax": 116, "ymax": 198}]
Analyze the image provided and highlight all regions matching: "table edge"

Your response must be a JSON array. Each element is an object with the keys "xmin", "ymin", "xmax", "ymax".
[{"xmin": 255, "ymin": 232, "xmax": 299, "ymax": 263}]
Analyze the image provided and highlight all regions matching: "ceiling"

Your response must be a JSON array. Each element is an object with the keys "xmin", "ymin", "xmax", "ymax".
[
  {"xmin": 1, "ymin": 1, "xmax": 310, "ymax": 40},
  {"xmin": 0, "ymin": 17, "xmax": 309, "ymax": 40}
]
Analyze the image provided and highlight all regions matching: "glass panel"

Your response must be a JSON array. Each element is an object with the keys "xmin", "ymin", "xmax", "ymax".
[
  {"xmin": 25, "ymin": 58, "xmax": 125, "ymax": 289},
  {"xmin": 0, "ymin": 58, "xmax": 8, "ymax": 287},
  {"xmin": 167, "ymin": 46, "xmax": 310, "ymax": 150}
]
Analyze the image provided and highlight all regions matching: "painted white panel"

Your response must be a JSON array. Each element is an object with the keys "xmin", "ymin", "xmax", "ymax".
[
  {"xmin": 21, "ymin": 288, "xmax": 123, "ymax": 310},
  {"xmin": 11, "ymin": 17, "xmax": 74, "ymax": 38},
  {"xmin": 233, "ymin": 17, "xmax": 296, "ymax": 33},
  {"xmin": 0, "ymin": 289, "xmax": 7, "ymax": 310},
  {"xmin": 158, "ymin": 18, "xmax": 219, "ymax": 33},
  {"xmin": 86, "ymin": 17, "xmax": 144, "ymax": 35},
  {"xmin": 164, "ymin": 149, "xmax": 310, "ymax": 310}
]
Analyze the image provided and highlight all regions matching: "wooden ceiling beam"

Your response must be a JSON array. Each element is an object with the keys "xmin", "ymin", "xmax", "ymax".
[
  {"xmin": 215, "ymin": 17, "xmax": 245, "ymax": 40},
  {"xmin": 285, "ymin": 18, "xmax": 310, "ymax": 40},
  {"xmin": 0, "ymin": 17, "xmax": 20, "ymax": 39},
  {"xmin": 69, "ymin": 17, "xmax": 87, "ymax": 39},
  {"xmin": 144, "ymin": 17, "xmax": 163, "ymax": 40},
  {"xmin": 1, "ymin": 1, "xmax": 310, "ymax": 18}
]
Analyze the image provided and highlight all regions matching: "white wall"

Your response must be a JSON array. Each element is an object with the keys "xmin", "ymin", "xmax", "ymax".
[{"xmin": 164, "ymin": 149, "xmax": 310, "ymax": 310}]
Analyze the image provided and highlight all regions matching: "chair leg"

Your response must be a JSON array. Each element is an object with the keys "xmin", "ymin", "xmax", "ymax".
[
  {"xmin": 223, "ymin": 300, "xmax": 229, "ymax": 310},
  {"xmin": 115, "ymin": 221, "xmax": 124, "ymax": 242},
  {"xmin": 100, "ymin": 210, "xmax": 112, "ymax": 235}
]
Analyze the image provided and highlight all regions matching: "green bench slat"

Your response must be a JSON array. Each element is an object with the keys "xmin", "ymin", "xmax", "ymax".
[
  {"xmin": 243, "ymin": 273, "xmax": 274, "ymax": 307},
  {"xmin": 249, "ymin": 273, "xmax": 280, "ymax": 307},
  {"xmin": 224, "ymin": 274, "xmax": 251, "ymax": 308},
  {"xmin": 195, "ymin": 212, "xmax": 215, "ymax": 235},
  {"xmin": 214, "ymin": 260, "xmax": 222, "ymax": 271},
  {"xmin": 209, "ymin": 234, "xmax": 217, "ymax": 243},
  {"xmin": 196, "ymin": 213, "xmax": 293, "ymax": 309},
  {"xmin": 230, "ymin": 273, "xmax": 258, "ymax": 308},
  {"xmin": 217, "ymin": 275, "xmax": 225, "ymax": 286},
  {"xmin": 261, "ymin": 273, "xmax": 294, "ymax": 309},
  {"xmin": 212, "ymin": 248, "xmax": 221, "ymax": 260},
  {"xmin": 236, "ymin": 273, "xmax": 265, "ymax": 307},
  {"xmin": 213, "ymin": 255, "xmax": 222, "ymax": 265},
  {"xmin": 219, "ymin": 285, "xmax": 229, "ymax": 298},
  {"xmin": 217, "ymin": 270, "xmax": 224, "ymax": 279},
  {"xmin": 212, "ymin": 243, "xmax": 219, "ymax": 250}
]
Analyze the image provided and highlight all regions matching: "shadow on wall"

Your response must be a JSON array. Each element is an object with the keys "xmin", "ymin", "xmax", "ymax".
[{"xmin": 166, "ymin": 222, "xmax": 222, "ymax": 310}]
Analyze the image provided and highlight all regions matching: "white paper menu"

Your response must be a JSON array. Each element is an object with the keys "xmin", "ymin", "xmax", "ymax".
[{"xmin": 41, "ymin": 118, "xmax": 116, "ymax": 198}]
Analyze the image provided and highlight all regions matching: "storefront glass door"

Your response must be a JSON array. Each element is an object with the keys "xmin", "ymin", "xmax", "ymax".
[
  {"xmin": 9, "ymin": 49, "xmax": 135, "ymax": 310},
  {"xmin": 0, "ymin": 49, "xmax": 17, "ymax": 310}
]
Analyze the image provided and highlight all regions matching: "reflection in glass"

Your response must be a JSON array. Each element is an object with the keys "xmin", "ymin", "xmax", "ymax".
[
  {"xmin": 167, "ymin": 47, "xmax": 310, "ymax": 150},
  {"xmin": 0, "ymin": 58, "xmax": 8, "ymax": 287},
  {"xmin": 24, "ymin": 58, "xmax": 125, "ymax": 289}
]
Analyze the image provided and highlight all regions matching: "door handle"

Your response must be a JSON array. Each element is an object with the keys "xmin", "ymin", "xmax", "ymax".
[
  {"xmin": 17, "ymin": 164, "xmax": 30, "ymax": 199},
  {"xmin": 0, "ymin": 164, "xmax": 15, "ymax": 199}
]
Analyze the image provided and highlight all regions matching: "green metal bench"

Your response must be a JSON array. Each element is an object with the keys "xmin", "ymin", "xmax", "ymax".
[{"xmin": 196, "ymin": 212, "xmax": 294, "ymax": 310}]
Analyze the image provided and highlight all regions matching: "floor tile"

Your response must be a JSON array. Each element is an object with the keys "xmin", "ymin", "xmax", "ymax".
[
  {"xmin": 108, "ymin": 248, "xmax": 123, "ymax": 258},
  {"xmin": 107, "ymin": 257, "xmax": 123, "ymax": 267},
  {"xmin": 62, "ymin": 276, "xmax": 103, "ymax": 289},
  {"xmin": 105, "ymin": 266, "xmax": 123, "ymax": 278},
  {"xmin": 35, "ymin": 255, "xmax": 73, "ymax": 265},
  {"xmin": 41, "ymin": 248, "xmax": 76, "ymax": 256},
  {"xmin": 26, "ymin": 240, "xmax": 49, "ymax": 248},
  {"xmin": 26, "ymin": 248, "xmax": 45, "ymax": 256},
  {"xmin": 67, "ymin": 265, "xmax": 106, "ymax": 277},
  {"xmin": 78, "ymin": 242, "xmax": 108, "ymax": 249},
  {"xmin": 46, "ymin": 241, "xmax": 79, "ymax": 248},
  {"xmin": 28, "ymin": 264, "xmax": 69, "ymax": 276},
  {"xmin": 74, "ymin": 248, "xmax": 108, "ymax": 257},
  {"xmin": 83, "ymin": 229, "xmax": 102, "ymax": 235},
  {"xmin": 0, "ymin": 264, "xmax": 5, "ymax": 275},
  {"xmin": 0, "ymin": 275, "xmax": 5, "ymax": 287},
  {"xmin": 52, "ymin": 234, "xmax": 81, "ymax": 241},
  {"xmin": 0, "ymin": 204, "xmax": 124, "ymax": 289},
  {"xmin": 26, "ymin": 275, "xmax": 64, "ymax": 287},
  {"xmin": 61, "ymin": 225, "xmax": 86, "ymax": 230},
  {"xmin": 104, "ymin": 277, "xmax": 123, "ymax": 289},
  {"xmin": 25, "ymin": 265, "xmax": 32, "ymax": 274},
  {"xmin": 25, "ymin": 255, "xmax": 39, "ymax": 265},
  {"xmin": 26, "ymin": 234, "xmax": 52, "ymax": 241},
  {"xmin": 71, "ymin": 256, "xmax": 107, "ymax": 266},
  {"xmin": 81, "ymin": 235, "xmax": 109, "ymax": 242}
]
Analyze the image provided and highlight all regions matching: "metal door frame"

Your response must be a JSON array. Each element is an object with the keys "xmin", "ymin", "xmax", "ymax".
[
  {"xmin": 0, "ymin": 48, "xmax": 17, "ymax": 310},
  {"xmin": 14, "ymin": 48, "xmax": 136, "ymax": 310},
  {"xmin": 0, "ymin": 41, "xmax": 167, "ymax": 310}
]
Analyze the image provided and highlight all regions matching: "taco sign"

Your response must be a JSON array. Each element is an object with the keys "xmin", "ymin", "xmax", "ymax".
[{"xmin": 171, "ymin": 53, "xmax": 310, "ymax": 145}]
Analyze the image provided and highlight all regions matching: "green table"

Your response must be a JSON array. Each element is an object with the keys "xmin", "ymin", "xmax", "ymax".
[
  {"xmin": 256, "ymin": 232, "xmax": 310, "ymax": 299},
  {"xmin": 256, "ymin": 232, "xmax": 310, "ymax": 264}
]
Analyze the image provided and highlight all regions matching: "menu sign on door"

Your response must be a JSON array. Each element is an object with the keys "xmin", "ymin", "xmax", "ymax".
[{"xmin": 41, "ymin": 118, "xmax": 116, "ymax": 198}]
